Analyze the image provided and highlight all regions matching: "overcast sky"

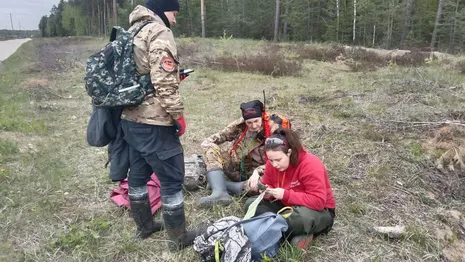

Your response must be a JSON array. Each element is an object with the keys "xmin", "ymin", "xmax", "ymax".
[{"xmin": 0, "ymin": 0, "xmax": 60, "ymax": 30}]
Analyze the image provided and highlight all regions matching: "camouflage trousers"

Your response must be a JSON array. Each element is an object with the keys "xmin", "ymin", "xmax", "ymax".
[{"xmin": 205, "ymin": 144, "xmax": 253, "ymax": 182}]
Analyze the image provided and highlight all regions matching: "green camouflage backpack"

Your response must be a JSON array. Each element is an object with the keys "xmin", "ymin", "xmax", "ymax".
[{"xmin": 84, "ymin": 22, "xmax": 153, "ymax": 108}]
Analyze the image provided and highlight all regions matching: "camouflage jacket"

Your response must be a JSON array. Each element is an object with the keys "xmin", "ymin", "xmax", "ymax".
[
  {"xmin": 208, "ymin": 117, "xmax": 266, "ymax": 175},
  {"xmin": 121, "ymin": 5, "xmax": 183, "ymax": 126}
]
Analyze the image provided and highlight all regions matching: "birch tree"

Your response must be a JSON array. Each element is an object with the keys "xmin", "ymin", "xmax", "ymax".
[
  {"xmin": 353, "ymin": 0, "xmax": 356, "ymax": 43},
  {"xmin": 201, "ymin": 0, "xmax": 206, "ymax": 38},
  {"xmin": 273, "ymin": 0, "xmax": 281, "ymax": 42},
  {"xmin": 431, "ymin": 0, "xmax": 445, "ymax": 50}
]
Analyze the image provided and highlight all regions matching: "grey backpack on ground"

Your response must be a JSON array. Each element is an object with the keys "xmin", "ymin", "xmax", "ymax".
[
  {"xmin": 84, "ymin": 22, "xmax": 154, "ymax": 108},
  {"xmin": 192, "ymin": 206, "xmax": 293, "ymax": 262},
  {"xmin": 184, "ymin": 154, "xmax": 207, "ymax": 191},
  {"xmin": 193, "ymin": 216, "xmax": 252, "ymax": 262},
  {"xmin": 241, "ymin": 207, "xmax": 292, "ymax": 261}
]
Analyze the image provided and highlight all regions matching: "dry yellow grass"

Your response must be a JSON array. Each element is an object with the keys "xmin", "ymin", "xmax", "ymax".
[{"xmin": 26, "ymin": 78, "xmax": 49, "ymax": 89}]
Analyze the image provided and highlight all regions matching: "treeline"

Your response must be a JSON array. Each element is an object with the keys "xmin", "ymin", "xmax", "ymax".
[
  {"xmin": 0, "ymin": 30, "xmax": 39, "ymax": 40},
  {"xmin": 39, "ymin": 0, "xmax": 465, "ymax": 52},
  {"xmin": 38, "ymin": 0, "xmax": 141, "ymax": 38}
]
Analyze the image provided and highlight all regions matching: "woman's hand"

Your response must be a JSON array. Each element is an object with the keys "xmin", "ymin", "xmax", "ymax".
[
  {"xmin": 266, "ymin": 188, "xmax": 285, "ymax": 200},
  {"xmin": 247, "ymin": 169, "xmax": 261, "ymax": 192}
]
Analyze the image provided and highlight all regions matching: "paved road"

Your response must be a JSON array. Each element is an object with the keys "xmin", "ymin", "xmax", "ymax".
[{"xmin": 0, "ymin": 38, "xmax": 32, "ymax": 61}]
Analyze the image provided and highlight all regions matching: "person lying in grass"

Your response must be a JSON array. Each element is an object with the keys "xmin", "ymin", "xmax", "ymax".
[{"xmin": 245, "ymin": 128, "xmax": 336, "ymax": 249}]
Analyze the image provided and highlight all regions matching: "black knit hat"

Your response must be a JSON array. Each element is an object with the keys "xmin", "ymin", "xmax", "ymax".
[
  {"xmin": 240, "ymin": 100, "xmax": 264, "ymax": 120},
  {"xmin": 146, "ymin": 0, "xmax": 179, "ymax": 27}
]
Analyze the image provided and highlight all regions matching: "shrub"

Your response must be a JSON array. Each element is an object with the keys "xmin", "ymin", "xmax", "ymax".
[
  {"xmin": 394, "ymin": 51, "xmax": 428, "ymax": 67},
  {"xmin": 290, "ymin": 44, "xmax": 345, "ymax": 62},
  {"xmin": 205, "ymin": 52, "xmax": 302, "ymax": 77},
  {"xmin": 455, "ymin": 59, "xmax": 465, "ymax": 74}
]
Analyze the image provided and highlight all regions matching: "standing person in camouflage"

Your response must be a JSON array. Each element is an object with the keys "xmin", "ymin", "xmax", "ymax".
[
  {"xmin": 120, "ymin": 0, "xmax": 203, "ymax": 251},
  {"xmin": 199, "ymin": 100, "xmax": 291, "ymax": 208}
]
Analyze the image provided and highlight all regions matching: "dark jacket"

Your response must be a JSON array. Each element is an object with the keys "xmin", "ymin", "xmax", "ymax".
[{"xmin": 87, "ymin": 105, "xmax": 129, "ymax": 181}]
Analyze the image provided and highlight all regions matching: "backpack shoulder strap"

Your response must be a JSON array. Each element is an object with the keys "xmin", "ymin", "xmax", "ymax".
[
  {"xmin": 108, "ymin": 21, "xmax": 153, "ymax": 42},
  {"xmin": 215, "ymin": 241, "xmax": 224, "ymax": 262},
  {"xmin": 109, "ymin": 26, "xmax": 119, "ymax": 42},
  {"xmin": 228, "ymin": 212, "xmax": 276, "ymax": 231},
  {"xmin": 132, "ymin": 21, "xmax": 153, "ymax": 37}
]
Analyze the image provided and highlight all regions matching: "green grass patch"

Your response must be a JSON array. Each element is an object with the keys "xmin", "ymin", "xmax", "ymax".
[
  {"xmin": 0, "ymin": 139, "xmax": 19, "ymax": 162},
  {"xmin": 404, "ymin": 225, "xmax": 438, "ymax": 253},
  {"xmin": 408, "ymin": 141, "xmax": 424, "ymax": 162},
  {"xmin": 0, "ymin": 117, "xmax": 46, "ymax": 133},
  {"xmin": 0, "ymin": 166, "xmax": 11, "ymax": 183},
  {"xmin": 367, "ymin": 163, "xmax": 392, "ymax": 180},
  {"xmin": 27, "ymin": 148, "xmax": 77, "ymax": 185},
  {"xmin": 0, "ymin": 41, "xmax": 47, "ymax": 133},
  {"xmin": 274, "ymin": 241, "xmax": 305, "ymax": 262},
  {"xmin": 347, "ymin": 202, "xmax": 368, "ymax": 216},
  {"xmin": 50, "ymin": 218, "xmax": 112, "ymax": 252}
]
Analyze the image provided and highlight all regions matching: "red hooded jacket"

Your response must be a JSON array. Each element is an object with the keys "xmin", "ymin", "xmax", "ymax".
[{"xmin": 261, "ymin": 150, "xmax": 336, "ymax": 211}]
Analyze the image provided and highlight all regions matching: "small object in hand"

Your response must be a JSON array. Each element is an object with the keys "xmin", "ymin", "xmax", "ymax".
[
  {"xmin": 257, "ymin": 182, "xmax": 267, "ymax": 191},
  {"xmin": 180, "ymin": 68, "xmax": 195, "ymax": 81}
]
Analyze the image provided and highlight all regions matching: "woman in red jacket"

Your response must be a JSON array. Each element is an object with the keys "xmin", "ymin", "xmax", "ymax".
[{"xmin": 245, "ymin": 128, "xmax": 336, "ymax": 249}]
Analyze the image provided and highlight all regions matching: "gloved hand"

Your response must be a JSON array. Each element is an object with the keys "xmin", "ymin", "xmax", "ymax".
[
  {"xmin": 179, "ymin": 68, "xmax": 193, "ymax": 81},
  {"xmin": 174, "ymin": 116, "xmax": 186, "ymax": 136}
]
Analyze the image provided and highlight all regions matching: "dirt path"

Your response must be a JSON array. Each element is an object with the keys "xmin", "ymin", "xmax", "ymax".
[{"xmin": 0, "ymin": 38, "xmax": 31, "ymax": 61}]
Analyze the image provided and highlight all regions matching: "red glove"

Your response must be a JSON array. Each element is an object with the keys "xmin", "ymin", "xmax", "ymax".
[{"xmin": 174, "ymin": 116, "xmax": 186, "ymax": 136}]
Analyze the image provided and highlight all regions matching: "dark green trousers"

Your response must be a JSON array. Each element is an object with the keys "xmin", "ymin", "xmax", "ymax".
[{"xmin": 244, "ymin": 197, "xmax": 335, "ymax": 239}]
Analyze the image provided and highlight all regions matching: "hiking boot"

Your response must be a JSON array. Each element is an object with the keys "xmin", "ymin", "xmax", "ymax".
[
  {"xmin": 163, "ymin": 202, "xmax": 207, "ymax": 251},
  {"xmin": 199, "ymin": 170, "xmax": 233, "ymax": 208},
  {"xmin": 290, "ymin": 234, "xmax": 314, "ymax": 250},
  {"xmin": 129, "ymin": 193, "xmax": 164, "ymax": 239}
]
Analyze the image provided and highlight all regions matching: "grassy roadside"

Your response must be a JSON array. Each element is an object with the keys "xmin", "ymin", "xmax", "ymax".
[{"xmin": 0, "ymin": 37, "xmax": 464, "ymax": 261}]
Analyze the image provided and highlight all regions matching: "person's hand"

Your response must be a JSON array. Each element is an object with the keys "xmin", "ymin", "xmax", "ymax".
[
  {"xmin": 247, "ymin": 169, "xmax": 261, "ymax": 192},
  {"xmin": 174, "ymin": 116, "xmax": 186, "ymax": 136},
  {"xmin": 201, "ymin": 138, "xmax": 214, "ymax": 148},
  {"xmin": 263, "ymin": 187, "xmax": 272, "ymax": 198},
  {"xmin": 266, "ymin": 188, "xmax": 285, "ymax": 200}
]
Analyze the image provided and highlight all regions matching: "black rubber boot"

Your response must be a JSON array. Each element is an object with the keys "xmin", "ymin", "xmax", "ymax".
[
  {"xmin": 163, "ymin": 202, "xmax": 207, "ymax": 251},
  {"xmin": 129, "ymin": 193, "xmax": 164, "ymax": 239},
  {"xmin": 199, "ymin": 170, "xmax": 233, "ymax": 207}
]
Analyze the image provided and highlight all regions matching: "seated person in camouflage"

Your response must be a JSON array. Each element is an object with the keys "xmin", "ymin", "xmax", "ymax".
[{"xmin": 199, "ymin": 100, "xmax": 291, "ymax": 208}]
